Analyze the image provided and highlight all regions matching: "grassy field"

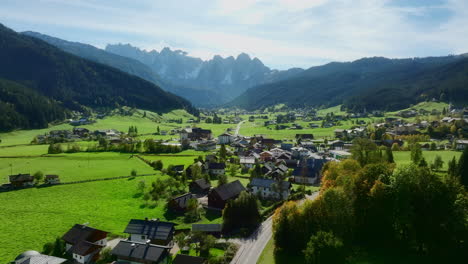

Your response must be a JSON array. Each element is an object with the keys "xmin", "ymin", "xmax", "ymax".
[
  {"xmin": 0, "ymin": 177, "xmax": 222, "ymax": 261},
  {"xmin": 0, "ymin": 152, "xmax": 157, "ymax": 184},
  {"xmin": 393, "ymin": 150, "xmax": 461, "ymax": 170}
]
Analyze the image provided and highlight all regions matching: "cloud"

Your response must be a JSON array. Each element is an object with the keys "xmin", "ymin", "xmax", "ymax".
[{"xmin": 0, "ymin": 0, "xmax": 467, "ymax": 69}]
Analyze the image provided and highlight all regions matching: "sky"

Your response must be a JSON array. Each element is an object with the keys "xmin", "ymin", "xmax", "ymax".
[{"xmin": 1, "ymin": 0, "xmax": 468, "ymax": 70}]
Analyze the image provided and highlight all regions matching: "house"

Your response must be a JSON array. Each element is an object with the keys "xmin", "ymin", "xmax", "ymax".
[
  {"xmin": 173, "ymin": 254, "xmax": 206, "ymax": 264},
  {"xmin": 124, "ymin": 219, "xmax": 176, "ymax": 246},
  {"xmin": 73, "ymin": 127, "xmax": 90, "ymax": 137},
  {"xmin": 291, "ymin": 147, "xmax": 310, "ymax": 159},
  {"xmin": 168, "ymin": 193, "xmax": 195, "ymax": 212},
  {"xmin": 191, "ymin": 224, "xmax": 223, "ymax": 234},
  {"xmin": 334, "ymin": 129, "xmax": 346, "ymax": 139},
  {"xmin": 189, "ymin": 179, "xmax": 211, "ymax": 194},
  {"xmin": 455, "ymin": 139, "xmax": 468, "ymax": 150},
  {"xmin": 170, "ymin": 165, "xmax": 185, "ymax": 175},
  {"xmin": 281, "ymin": 143, "xmax": 293, "ymax": 151},
  {"xmin": 309, "ymin": 123, "xmax": 320, "ymax": 128},
  {"xmin": 260, "ymin": 151, "xmax": 274, "ymax": 161},
  {"xmin": 208, "ymin": 163, "xmax": 226, "ymax": 176},
  {"xmin": 328, "ymin": 140, "xmax": 345, "ymax": 150},
  {"xmin": 249, "ymin": 178, "xmax": 291, "ymax": 200},
  {"xmin": 296, "ymin": 134, "xmax": 314, "ymax": 140},
  {"xmin": 62, "ymin": 224, "xmax": 108, "ymax": 264},
  {"xmin": 329, "ymin": 150, "xmax": 352, "ymax": 160},
  {"xmin": 291, "ymin": 156, "xmax": 329, "ymax": 184},
  {"xmin": 45, "ymin": 174, "xmax": 60, "ymax": 184},
  {"xmin": 240, "ymin": 156, "xmax": 256, "ymax": 169},
  {"xmin": 111, "ymin": 240, "xmax": 170, "ymax": 264},
  {"xmin": 208, "ymin": 180, "xmax": 246, "ymax": 209},
  {"xmin": 194, "ymin": 140, "xmax": 217, "ymax": 151},
  {"xmin": 9, "ymin": 174, "xmax": 34, "ymax": 187},
  {"xmin": 180, "ymin": 127, "xmax": 212, "ymax": 141},
  {"xmin": 13, "ymin": 251, "xmax": 67, "ymax": 264},
  {"xmin": 218, "ymin": 133, "xmax": 233, "ymax": 145}
]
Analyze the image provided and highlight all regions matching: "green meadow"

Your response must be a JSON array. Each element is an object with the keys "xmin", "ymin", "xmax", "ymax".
[
  {"xmin": 0, "ymin": 177, "xmax": 222, "ymax": 261},
  {"xmin": 393, "ymin": 150, "xmax": 461, "ymax": 170}
]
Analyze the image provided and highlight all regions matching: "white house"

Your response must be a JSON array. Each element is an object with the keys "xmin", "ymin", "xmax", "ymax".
[
  {"xmin": 240, "ymin": 156, "xmax": 256, "ymax": 169},
  {"xmin": 218, "ymin": 133, "xmax": 233, "ymax": 144},
  {"xmin": 249, "ymin": 178, "xmax": 291, "ymax": 200},
  {"xmin": 62, "ymin": 224, "xmax": 108, "ymax": 264}
]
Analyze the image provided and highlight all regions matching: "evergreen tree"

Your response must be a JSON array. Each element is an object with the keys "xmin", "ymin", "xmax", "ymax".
[
  {"xmin": 410, "ymin": 143, "xmax": 423, "ymax": 164},
  {"xmin": 458, "ymin": 147, "xmax": 468, "ymax": 187},
  {"xmin": 385, "ymin": 147, "xmax": 394, "ymax": 163},
  {"xmin": 448, "ymin": 157, "xmax": 458, "ymax": 178}
]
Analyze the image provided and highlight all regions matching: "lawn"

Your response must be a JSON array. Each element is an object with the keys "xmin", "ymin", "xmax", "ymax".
[
  {"xmin": 0, "ymin": 152, "xmax": 156, "ymax": 184},
  {"xmin": 393, "ymin": 150, "xmax": 461, "ymax": 170},
  {"xmin": 0, "ymin": 177, "xmax": 222, "ymax": 261}
]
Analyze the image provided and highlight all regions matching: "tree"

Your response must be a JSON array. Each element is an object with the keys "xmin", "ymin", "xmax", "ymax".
[
  {"xmin": 185, "ymin": 198, "xmax": 201, "ymax": 222},
  {"xmin": 217, "ymin": 174, "xmax": 228, "ymax": 187},
  {"xmin": 351, "ymin": 138, "xmax": 382, "ymax": 166},
  {"xmin": 229, "ymin": 164, "xmax": 238, "ymax": 177},
  {"xmin": 152, "ymin": 160, "xmax": 163, "ymax": 170},
  {"xmin": 418, "ymin": 157, "xmax": 428, "ymax": 167},
  {"xmin": 219, "ymin": 144, "xmax": 227, "ymax": 160},
  {"xmin": 303, "ymin": 231, "xmax": 345, "ymax": 264},
  {"xmin": 385, "ymin": 147, "xmax": 394, "ymax": 163},
  {"xmin": 96, "ymin": 248, "xmax": 116, "ymax": 264},
  {"xmin": 410, "ymin": 143, "xmax": 423, "ymax": 164},
  {"xmin": 458, "ymin": 147, "xmax": 468, "ymax": 187},
  {"xmin": 222, "ymin": 191, "xmax": 261, "ymax": 232},
  {"xmin": 131, "ymin": 169, "xmax": 137, "ymax": 176},
  {"xmin": 137, "ymin": 180, "xmax": 146, "ymax": 193},
  {"xmin": 42, "ymin": 237, "xmax": 65, "ymax": 258},
  {"xmin": 430, "ymin": 155, "xmax": 444, "ymax": 171},
  {"xmin": 174, "ymin": 232, "xmax": 189, "ymax": 251},
  {"xmin": 33, "ymin": 171, "xmax": 44, "ymax": 183},
  {"xmin": 448, "ymin": 156, "xmax": 458, "ymax": 178}
]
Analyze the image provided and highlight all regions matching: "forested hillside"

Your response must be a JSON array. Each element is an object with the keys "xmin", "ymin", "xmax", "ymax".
[
  {"xmin": 0, "ymin": 24, "xmax": 197, "ymax": 131},
  {"xmin": 229, "ymin": 56, "xmax": 468, "ymax": 111}
]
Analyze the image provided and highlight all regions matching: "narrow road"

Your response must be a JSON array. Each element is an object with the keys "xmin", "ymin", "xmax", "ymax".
[
  {"xmin": 230, "ymin": 192, "xmax": 319, "ymax": 264},
  {"xmin": 234, "ymin": 120, "xmax": 245, "ymax": 137}
]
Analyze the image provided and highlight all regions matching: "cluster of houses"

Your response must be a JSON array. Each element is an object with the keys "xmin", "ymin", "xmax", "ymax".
[
  {"xmin": 13, "ymin": 219, "xmax": 207, "ymax": 264},
  {"xmin": 34, "ymin": 128, "xmax": 128, "ymax": 144}
]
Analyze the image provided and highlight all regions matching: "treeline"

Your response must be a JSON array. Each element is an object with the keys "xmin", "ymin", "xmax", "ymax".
[
  {"xmin": 273, "ymin": 139, "xmax": 468, "ymax": 263},
  {"xmin": 47, "ymin": 139, "xmax": 181, "ymax": 154},
  {"xmin": 0, "ymin": 78, "xmax": 68, "ymax": 132}
]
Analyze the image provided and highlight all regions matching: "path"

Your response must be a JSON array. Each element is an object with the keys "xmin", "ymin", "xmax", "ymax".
[
  {"xmin": 230, "ymin": 192, "xmax": 320, "ymax": 264},
  {"xmin": 234, "ymin": 120, "xmax": 246, "ymax": 136}
]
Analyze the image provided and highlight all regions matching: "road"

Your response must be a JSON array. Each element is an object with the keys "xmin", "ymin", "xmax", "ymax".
[
  {"xmin": 234, "ymin": 120, "xmax": 245, "ymax": 136},
  {"xmin": 230, "ymin": 192, "xmax": 319, "ymax": 264}
]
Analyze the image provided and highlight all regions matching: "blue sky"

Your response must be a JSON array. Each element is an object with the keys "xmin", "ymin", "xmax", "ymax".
[{"xmin": 1, "ymin": 0, "xmax": 467, "ymax": 69}]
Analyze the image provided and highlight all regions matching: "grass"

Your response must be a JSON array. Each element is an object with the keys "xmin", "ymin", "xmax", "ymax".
[
  {"xmin": 0, "ymin": 177, "xmax": 222, "ymax": 261},
  {"xmin": 0, "ymin": 152, "xmax": 156, "ymax": 184},
  {"xmin": 317, "ymin": 105, "xmax": 346, "ymax": 116},
  {"xmin": 393, "ymin": 150, "xmax": 461, "ymax": 170}
]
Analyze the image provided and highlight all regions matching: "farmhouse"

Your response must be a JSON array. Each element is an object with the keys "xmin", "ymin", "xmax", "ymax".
[
  {"xmin": 168, "ymin": 193, "xmax": 195, "ymax": 212},
  {"xmin": 124, "ymin": 219, "xmax": 176, "ymax": 246},
  {"xmin": 45, "ymin": 174, "xmax": 60, "ymax": 184},
  {"xmin": 194, "ymin": 140, "xmax": 217, "ymax": 151},
  {"xmin": 249, "ymin": 178, "xmax": 291, "ymax": 200},
  {"xmin": 208, "ymin": 180, "xmax": 246, "ymax": 209},
  {"xmin": 111, "ymin": 240, "xmax": 170, "ymax": 264},
  {"xmin": 9, "ymin": 174, "xmax": 34, "ymax": 187},
  {"xmin": 62, "ymin": 224, "xmax": 108, "ymax": 264},
  {"xmin": 13, "ymin": 251, "xmax": 66, "ymax": 264},
  {"xmin": 73, "ymin": 127, "xmax": 89, "ymax": 137},
  {"xmin": 292, "ymin": 157, "xmax": 329, "ymax": 184},
  {"xmin": 189, "ymin": 179, "xmax": 211, "ymax": 194},
  {"xmin": 180, "ymin": 127, "xmax": 212, "ymax": 141},
  {"xmin": 240, "ymin": 156, "xmax": 256, "ymax": 169}
]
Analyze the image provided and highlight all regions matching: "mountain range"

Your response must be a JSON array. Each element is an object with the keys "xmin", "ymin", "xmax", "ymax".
[
  {"xmin": 105, "ymin": 43, "xmax": 304, "ymax": 103},
  {"xmin": 229, "ymin": 55, "xmax": 468, "ymax": 111},
  {"xmin": 0, "ymin": 24, "xmax": 196, "ymax": 132}
]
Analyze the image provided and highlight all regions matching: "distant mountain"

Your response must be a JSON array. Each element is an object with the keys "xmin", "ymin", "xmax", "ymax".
[
  {"xmin": 105, "ymin": 44, "xmax": 304, "ymax": 102},
  {"xmin": 22, "ymin": 31, "xmax": 222, "ymax": 107},
  {"xmin": 229, "ymin": 55, "xmax": 468, "ymax": 111},
  {"xmin": 0, "ymin": 24, "xmax": 197, "ymax": 131}
]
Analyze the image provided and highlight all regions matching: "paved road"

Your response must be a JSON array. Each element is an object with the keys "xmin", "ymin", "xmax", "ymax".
[
  {"xmin": 234, "ymin": 120, "xmax": 246, "ymax": 136},
  {"xmin": 230, "ymin": 192, "xmax": 319, "ymax": 264}
]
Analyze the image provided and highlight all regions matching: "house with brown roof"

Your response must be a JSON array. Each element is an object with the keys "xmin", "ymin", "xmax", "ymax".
[
  {"xmin": 62, "ymin": 224, "xmax": 108, "ymax": 264},
  {"xmin": 45, "ymin": 174, "xmax": 60, "ymax": 185},
  {"xmin": 9, "ymin": 174, "xmax": 34, "ymax": 187},
  {"xmin": 168, "ymin": 193, "xmax": 196, "ymax": 212},
  {"xmin": 189, "ymin": 179, "xmax": 211, "ymax": 194},
  {"xmin": 208, "ymin": 180, "xmax": 246, "ymax": 209}
]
